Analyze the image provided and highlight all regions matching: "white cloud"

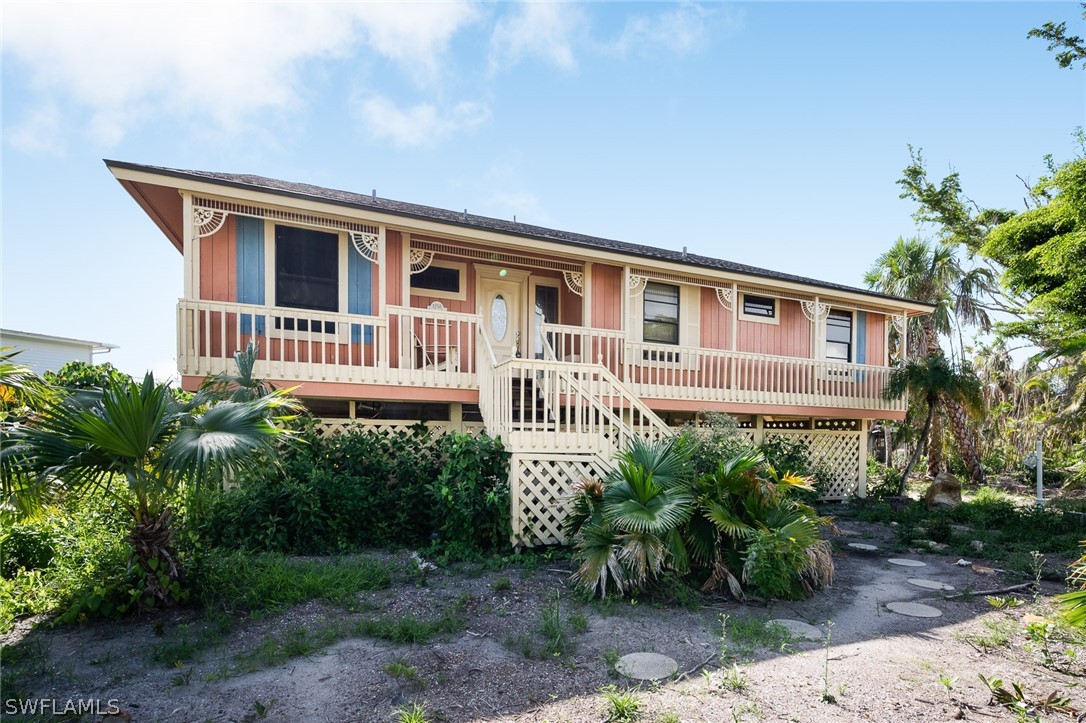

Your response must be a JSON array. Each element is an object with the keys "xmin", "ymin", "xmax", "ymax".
[
  {"xmin": 489, "ymin": 2, "xmax": 585, "ymax": 73},
  {"xmin": 5, "ymin": 102, "xmax": 65, "ymax": 155},
  {"xmin": 354, "ymin": 95, "xmax": 491, "ymax": 148},
  {"xmin": 1, "ymin": 2, "xmax": 479, "ymax": 147},
  {"xmin": 603, "ymin": 3, "xmax": 741, "ymax": 58}
]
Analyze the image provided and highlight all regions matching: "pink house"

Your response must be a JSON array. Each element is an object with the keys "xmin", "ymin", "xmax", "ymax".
[{"xmin": 108, "ymin": 161, "xmax": 932, "ymax": 544}]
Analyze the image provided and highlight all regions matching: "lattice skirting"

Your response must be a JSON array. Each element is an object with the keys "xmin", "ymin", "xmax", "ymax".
[
  {"xmin": 511, "ymin": 452, "xmax": 611, "ymax": 546},
  {"xmin": 313, "ymin": 419, "xmax": 485, "ymax": 438},
  {"xmin": 764, "ymin": 430, "xmax": 862, "ymax": 500}
]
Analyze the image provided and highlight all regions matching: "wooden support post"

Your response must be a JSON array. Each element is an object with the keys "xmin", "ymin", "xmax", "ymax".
[
  {"xmin": 858, "ymin": 418, "xmax": 868, "ymax": 498},
  {"xmin": 754, "ymin": 415, "xmax": 765, "ymax": 446}
]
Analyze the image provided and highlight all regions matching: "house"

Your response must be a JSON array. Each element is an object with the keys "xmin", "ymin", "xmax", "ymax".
[
  {"xmin": 0, "ymin": 328, "xmax": 117, "ymax": 375},
  {"xmin": 106, "ymin": 160, "xmax": 932, "ymax": 545}
]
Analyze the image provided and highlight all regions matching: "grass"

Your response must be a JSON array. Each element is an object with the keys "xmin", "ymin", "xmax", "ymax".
[
  {"xmin": 382, "ymin": 659, "xmax": 421, "ymax": 681},
  {"xmin": 600, "ymin": 685, "xmax": 643, "ymax": 722},
  {"xmin": 602, "ymin": 647, "xmax": 621, "ymax": 677},
  {"xmin": 195, "ymin": 551, "xmax": 394, "ymax": 614},
  {"xmin": 846, "ymin": 487, "xmax": 1085, "ymax": 564},
  {"xmin": 724, "ymin": 616, "xmax": 792, "ymax": 657},
  {"xmin": 965, "ymin": 616, "xmax": 1018, "ymax": 651}
]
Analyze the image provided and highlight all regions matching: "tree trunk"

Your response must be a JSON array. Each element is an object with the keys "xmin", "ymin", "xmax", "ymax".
[
  {"xmin": 944, "ymin": 398, "xmax": 986, "ymax": 484},
  {"xmin": 920, "ymin": 322, "xmax": 945, "ymax": 478},
  {"xmin": 900, "ymin": 401, "xmax": 935, "ymax": 495},
  {"xmin": 127, "ymin": 505, "xmax": 182, "ymax": 607},
  {"xmin": 926, "ymin": 412, "xmax": 945, "ymax": 477}
]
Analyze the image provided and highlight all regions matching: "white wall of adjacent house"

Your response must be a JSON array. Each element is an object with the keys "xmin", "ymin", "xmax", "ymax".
[{"xmin": 0, "ymin": 332, "xmax": 99, "ymax": 374}]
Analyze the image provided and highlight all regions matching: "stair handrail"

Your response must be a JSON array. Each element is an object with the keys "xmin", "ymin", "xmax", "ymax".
[{"xmin": 548, "ymin": 359, "xmax": 672, "ymax": 444}]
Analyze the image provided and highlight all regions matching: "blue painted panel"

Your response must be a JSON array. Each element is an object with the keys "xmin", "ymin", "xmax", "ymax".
[
  {"xmin": 236, "ymin": 217, "xmax": 266, "ymax": 335},
  {"xmin": 856, "ymin": 311, "xmax": 867, "ymax": 365},
  {"xmin": 348, "ymin": 248, "xmax": 373, "ymax": 344}
]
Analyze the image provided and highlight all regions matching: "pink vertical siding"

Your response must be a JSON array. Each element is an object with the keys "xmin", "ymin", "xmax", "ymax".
[
  {"xmin": 591, "ymin": 264, "xmax": 623, "ymax": 330},
  {"xmin": 699, "ymin": 287, "xmax": 732, "ymax": 350},
  {"xmin": 866, "ymin": 313, "xmax": 886, "ymax": 366},
  {"xmin": 736, "ymin": 299, "xmax": 810, "ymax": 358},
  {"xmin": 198, "ymin": 215, "xmax": 236, "ymax": 302}
]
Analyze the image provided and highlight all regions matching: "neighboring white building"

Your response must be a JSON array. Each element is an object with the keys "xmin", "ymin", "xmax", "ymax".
[{"xmin": 0, "ymin": 329, "xmax": 117, "ymax": 374}]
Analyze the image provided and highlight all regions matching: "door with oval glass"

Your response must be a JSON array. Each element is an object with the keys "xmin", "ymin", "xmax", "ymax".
[{"xmin": 477, "ymin": 265, "xmax": 530, "ymax": 362}]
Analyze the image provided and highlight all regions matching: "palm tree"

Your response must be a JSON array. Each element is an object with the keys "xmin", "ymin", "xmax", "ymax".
[
  {"xmin": 883, "ymin": 353, "xmax": 984, "ymax": 494},
  {"xmin": 865, "ymin": 237, "xmax": 993, "ymax": 482},
  {"xmin": 10, "ymin": 373, "xmax": 300, "ymax": 606}
]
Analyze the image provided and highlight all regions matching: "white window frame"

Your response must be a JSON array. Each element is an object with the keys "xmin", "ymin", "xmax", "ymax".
[
  {"xmin": 410, "ymin": 258, "xmax": 467, "ymax": 302},
  {"xmin": 738, "ymin": 292, "xmax": 780, "ymax": 325},
  {"xmin": 821, "ymin": 308, "xmax": 857, "ymax": 364},
  {"xmin": 263, "ymin": 220, "xmax": 348, "ymax": 341}
]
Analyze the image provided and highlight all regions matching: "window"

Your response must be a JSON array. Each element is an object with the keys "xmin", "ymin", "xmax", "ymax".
[
  {"xmin": 644, "ymin": 282, "xmax": 680, "ymax": 345},
  {"xmin": 410, "ymin": 259, "xmax": 466, "ymax": 301},
  {"xmin": 275, "ymin": 225, "xmax": 338, "ymax": 312},
  {"xmin": 825, "ymin": 309, "xmax": 853, "ymax": 362},
  {"xmin": 742, "ymin": 295, "xmax": 775, "ymax": 318}
]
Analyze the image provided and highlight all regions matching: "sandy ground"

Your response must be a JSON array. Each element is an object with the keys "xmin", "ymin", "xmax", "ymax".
[{"xmin": 2, "ymin": 519, "xmax": 1080, "ymax": 723}]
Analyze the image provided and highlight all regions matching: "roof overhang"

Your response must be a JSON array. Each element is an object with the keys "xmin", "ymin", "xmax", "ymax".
[{"xmin": 106, "ymin": 161, "xmax": 936, "ymax": 316}]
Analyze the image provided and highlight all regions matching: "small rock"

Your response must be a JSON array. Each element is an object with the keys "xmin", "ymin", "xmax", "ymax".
[
  {"xmin": 970, "ymin": 540, "xmax": 984, "ymax": 552},
  {"xmin": 890, "ymin": 521, "xmax": 899, "ymax": 527},
  {"xmin": 928, "ymin": 541, "xmax": 949, "ymax": 552},
  {"xmin": 924, "ymin": 472, "xmax": 962, "ymax": 509},
  {"xmin": 972, "ymin": 563, "xmax": 996, "ymax": 575},
  {"xmin": 956, "ymin": 559, "xmax": 972, "ymax": 567},
  {"xmin": 1022, "ymin": 614, "xmax": 1048, "ymax": 626},
  {"xmin": 950, "ymin": 524, "xmax": 973, "ymax": 537}
]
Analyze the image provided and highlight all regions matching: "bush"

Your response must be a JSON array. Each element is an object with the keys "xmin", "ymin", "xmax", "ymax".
[
  {"xmin": 196, "ymin": 424, "xmax": 509, "ymax": 557},
  {"xmin": 566, "ymin": 437, "xmax": 833, "ymax": 601},
  {"xmin": 1, "ymin": 523, "xmax": 57, "ymax": 578}
]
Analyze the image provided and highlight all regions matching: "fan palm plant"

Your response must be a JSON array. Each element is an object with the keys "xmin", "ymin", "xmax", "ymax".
[
  {"xmin": 883, "ymin": 353, "xmax": 984, "ymax": 493},
  {"xmin": 198, "ymin": 340, "xmax": 276, "ymax": 403},
  {"xmin": 565, "ymin": 436, "xmax": 694, "ymax": 597},
  {"xmin": 9, "ymin": 373, "xmax": 300, "ymax": 606}
]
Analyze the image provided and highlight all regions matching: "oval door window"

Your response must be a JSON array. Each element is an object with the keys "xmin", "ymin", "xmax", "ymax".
[{"xmin": 491, "ymin": 294, "xmax": 508, "ymax": 342}]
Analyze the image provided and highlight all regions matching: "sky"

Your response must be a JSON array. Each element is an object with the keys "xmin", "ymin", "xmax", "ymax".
[{"xmin": 1, "ymin": 1, "xmax": 1083, "ymax": 380}]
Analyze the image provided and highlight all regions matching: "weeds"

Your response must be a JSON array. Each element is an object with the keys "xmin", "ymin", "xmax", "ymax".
[
  {"xmin": 821, "ymin": 620, "xmax": 835, "ymax": 704},
  {"xmin": 724, "ymin": 615, "xmax": 792, "ymax": 658},
  {"xmin": 491, "ymin": 577, "xmax": 513, "ymax": 592},
  {"xmin": 720, "ymin": 663, "xmax": 748, "ymax": 692},
  {"xmin": 600, "ymin": 685, "xmax": 643, "ymax": 722},
  {"xmin": 392, "ymin": 701, "xmax": 431, "ymax": 723},
  {"xmin": 602, "ymin": 647, "xmax": 621, "ymax": 677},
  {"xmin": 979, "ymin": 674, "xmax": 1077, "ymax": 720}
]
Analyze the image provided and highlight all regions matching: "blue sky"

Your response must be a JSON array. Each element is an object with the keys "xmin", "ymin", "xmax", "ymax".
[{"xmin": 2, "ymin": 1, "xmax": 1082, "ymax": 379}]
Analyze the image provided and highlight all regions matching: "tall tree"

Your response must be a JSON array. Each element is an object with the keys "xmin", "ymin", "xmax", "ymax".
[
  {"xmin": 883, "ymin": 353, "xmax": 984, "ymax": 493},
  {"xmin": 1028, "ymin": 3, "xmax": 1086, "ymax": 70},
  {"xmin": 864, "ymin": 237, "xmax": 991, "ymax": 481}
]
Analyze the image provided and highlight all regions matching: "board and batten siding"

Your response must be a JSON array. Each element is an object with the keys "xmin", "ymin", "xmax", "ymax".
[
  {"xmin": 736, "ymin": 298, "xmax": 810, "ymax": 357},
  {"xmin": 591, "ymin": 264, "xmax": 623, "ymax": 330},
  {"xmin": 699, "ymin": 287, "xmax": 732, "ymax": 350},
  {"xmin": 199, "ymin": 216, "xmax": 237, "ymax": 302}
]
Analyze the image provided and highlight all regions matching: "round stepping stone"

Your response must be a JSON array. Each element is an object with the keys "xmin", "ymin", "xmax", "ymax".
[
  {"xmin": 907, "ymin": 578, "xmax": 954, "ymax": 592},
  {"xmin": 615, "ymin": 652, "xmax": 678, "ymax": 681},
  {"xmin": 847, "ymin": 543, "xmax": 879, "ymax": 552},
  {"xmin": 886, "ymin": 601, "xmax": 943, "ymax": 618},
  {"xmin": 767, "ymin": 619, "xmax": 822, "ymax": 641},
  {"xmin": 887, "ymin": 558, "xmax": 926, "ymax": 568}
]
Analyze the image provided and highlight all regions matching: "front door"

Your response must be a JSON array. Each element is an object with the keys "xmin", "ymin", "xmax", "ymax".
[{"xmin": 477, "ymin": 265, "xmax": 530, "ymax": 362}]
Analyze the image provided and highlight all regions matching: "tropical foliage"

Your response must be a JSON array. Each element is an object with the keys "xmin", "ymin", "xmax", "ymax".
[
  {"xmin": 565, "ymin": 435, "xmax": 834, "ymax": 601},
  {"xmin": 5, "ymin": 373, "xmax": 300, "ymax": 606}
]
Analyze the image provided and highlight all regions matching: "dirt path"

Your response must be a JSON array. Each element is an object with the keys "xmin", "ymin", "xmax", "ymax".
[{"xmin": 3, "ymin": 522, "xmax": 1079, "ymax": 722}]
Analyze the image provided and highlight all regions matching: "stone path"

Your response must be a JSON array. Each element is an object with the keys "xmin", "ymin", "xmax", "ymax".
[
  {"xmin": 615, "ymin": 652, "xmax": 678, "ymax": 681},
  {"xmin": 843, "ymin": 542, "xmax": 951, "ymax": 621}
]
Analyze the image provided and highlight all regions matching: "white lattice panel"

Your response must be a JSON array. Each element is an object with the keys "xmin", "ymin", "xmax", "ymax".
[
  {"xmin": 765, "ymin": 430, "xmax": 861, "ymax": 500},
  {"xmin": 313, "ymin": 419, "xmax": 484, "ymax": 438},
  {"xmin": 511, "ymin": 453, "xmax": 611, "ymax": 546}
]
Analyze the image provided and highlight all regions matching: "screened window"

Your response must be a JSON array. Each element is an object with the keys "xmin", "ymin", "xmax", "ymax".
[
  {"xmin": 826, "ymin": 310, "xmax": 853, "ymax": 362},
  {"xmin": 742, "ymin": 295, "xmax": 776, "ymax": 319},
  {"xmin": 412, "ymin": 265, "xmax": 461, "ymax": 294},
  {"xmin": 644, "ymin": 282, "xmax": 680, "ymax": 345},
  {"xmin": 275, "ymin": 225, "xmax": 338, "ymax": 312}
]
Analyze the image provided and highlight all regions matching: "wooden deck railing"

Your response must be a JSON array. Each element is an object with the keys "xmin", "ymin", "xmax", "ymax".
[
  {"xmin": 542, "ymin": 323, "xmax": 904, "ymax": 413},
  {"xmin": 177, "ymin": 299, "xmax": 477, "ymax": 388}
]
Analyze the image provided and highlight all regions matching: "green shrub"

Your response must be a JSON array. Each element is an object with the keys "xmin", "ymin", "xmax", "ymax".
[
  {"xmin": 196, "ymin": 425, "xmax": 509, "ymax": 557},
  {"xmin": 1, "ymin": 523, "xmax": 57, "ymax": 578}
]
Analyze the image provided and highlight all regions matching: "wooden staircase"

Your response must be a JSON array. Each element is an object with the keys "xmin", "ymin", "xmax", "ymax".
[{"xmin": 477, "ymin": 327, "xmax": 673, "ymax": 545}]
